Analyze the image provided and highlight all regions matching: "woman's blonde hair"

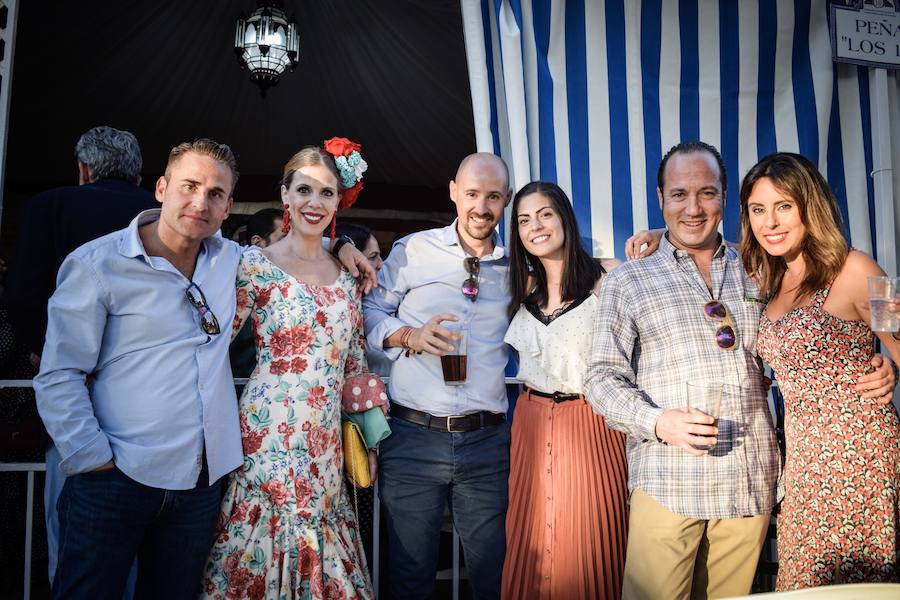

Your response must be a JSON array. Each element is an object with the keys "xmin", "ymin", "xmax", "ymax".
[
  {"xmin": 280, "ymin": 146, "xmax": 342, "ymax": 190},
  {"xmin": 739, "ymin": 152, "xmax": 848, "ymax": 300}
]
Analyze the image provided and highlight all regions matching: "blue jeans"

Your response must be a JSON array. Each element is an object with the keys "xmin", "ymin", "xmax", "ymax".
[
  {"xmin": 378, "ymin": 417, "xmax": 510, "ymax": 600},
  {"xmin": 45, "ymin": 446, "xmax": 138, "ymax": 598},
  {"xmin": 53, "ymin": 464, "xmax": 221, "ymax": 600}
]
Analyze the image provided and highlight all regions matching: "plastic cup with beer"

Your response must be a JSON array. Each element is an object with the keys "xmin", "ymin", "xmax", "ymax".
[{"xmin": 440, "ymin": 321, "xmax": 468, "ymax": 386}]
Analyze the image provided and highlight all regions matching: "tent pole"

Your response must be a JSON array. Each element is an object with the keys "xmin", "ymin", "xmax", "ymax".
[{"xmin": 870, "ymin": 67, "xmax": 896, "ymax": 276}]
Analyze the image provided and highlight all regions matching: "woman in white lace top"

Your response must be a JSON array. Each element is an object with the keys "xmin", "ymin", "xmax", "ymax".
[{"xmin": 501, "ymin": 181, "xmax": 628, "ymax": 600}]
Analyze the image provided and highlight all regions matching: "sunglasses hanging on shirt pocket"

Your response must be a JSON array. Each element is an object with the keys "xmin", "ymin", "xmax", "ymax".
[
  {"xmin": 462, "ymin": 257, "xmax": 480, "ymax": 302},
  {"xmin": 703, "ymin": 300, "xmax": 736, "ymax": 350}
]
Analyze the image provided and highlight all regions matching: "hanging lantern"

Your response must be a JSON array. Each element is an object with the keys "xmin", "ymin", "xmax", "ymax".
[{"xmin": 234, "ymin": 1, "xmax": 300, "ymax": 97}]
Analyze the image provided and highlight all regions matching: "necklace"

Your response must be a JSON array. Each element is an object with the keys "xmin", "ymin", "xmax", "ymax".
[{"xmin": 284, "ymin": 243, "xmax": 328, "ymax": 262}]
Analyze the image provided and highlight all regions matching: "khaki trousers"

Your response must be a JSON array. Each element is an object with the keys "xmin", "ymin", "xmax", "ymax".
[{"xmin": 622, "ymin": 490, "xmax": 769, "ymax": 600}]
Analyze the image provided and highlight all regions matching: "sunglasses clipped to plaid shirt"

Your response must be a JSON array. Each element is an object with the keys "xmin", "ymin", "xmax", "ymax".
[{"xmin": 703, "ymin": 300, "xmax": 736, "ymax": 350}]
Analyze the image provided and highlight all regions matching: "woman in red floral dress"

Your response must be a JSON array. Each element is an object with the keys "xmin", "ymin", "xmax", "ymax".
[
  {"xmin": 201, "ymin": 143, "xmax": 375, "ymax": 599},
  {"xmin": 740, "ymin": 152, "xmax": 900, "ymax": 590}
]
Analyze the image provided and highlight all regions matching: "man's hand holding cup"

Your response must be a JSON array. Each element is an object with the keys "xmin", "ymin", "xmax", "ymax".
[{"xmin": 406, "ymin": 314, "xmax": 460, "ymax": 356}]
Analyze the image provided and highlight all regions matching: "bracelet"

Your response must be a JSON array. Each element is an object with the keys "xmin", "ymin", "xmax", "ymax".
[
  {"xmin": 331, "ymin": 234, "xmax": 355, "ymax": 258},
  {"xmin": 400, "ymin": 327, "xmax": 418, "ymax": 357},
  {"xmin": 401, "ymin": 327, "xmax": 413, "ymax": 353},
  {"xmin": 893, "ymin": 330, "xmax": 900, "ymax": 342}
]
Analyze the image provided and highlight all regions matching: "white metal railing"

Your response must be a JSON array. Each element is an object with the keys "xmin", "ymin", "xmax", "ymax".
[
  {"xmin": 0, "ymin": 461, "xmax": 44, "ymax": 600},
  {"xmin": 1, "ymin": 377, "xmax": 524, "ymax": 600},
  {"xmin": 4, "ymin": 376, "xmax": 785, "ymax": 598},
  {"xmin": 0, "ymin": 378, "xmax": 40, "ymax": 600}
]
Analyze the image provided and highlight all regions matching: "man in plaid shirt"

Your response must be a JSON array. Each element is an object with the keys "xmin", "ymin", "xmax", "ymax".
[{"xmin": 586, "ymin": 141, "xmax": 778, "ymax": 599}]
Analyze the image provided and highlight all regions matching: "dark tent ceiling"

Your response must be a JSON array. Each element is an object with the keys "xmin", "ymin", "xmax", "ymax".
[{"xmin": 2, "ymin": 0, "xmax": 475, "ymax": 224}]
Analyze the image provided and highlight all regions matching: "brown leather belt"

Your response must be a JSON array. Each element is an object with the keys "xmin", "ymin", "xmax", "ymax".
[
  {"xmin": 389, "ymin": 403, "xmax": 506, "ymax": 433},
  {"xmin": 526, "ymin": 387, "xmax": 582, "ymax": 403}
]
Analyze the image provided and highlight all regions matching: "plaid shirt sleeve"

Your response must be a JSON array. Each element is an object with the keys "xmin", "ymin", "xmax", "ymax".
[{"xmin": 586, "ymin": 269, "xmax": 664, "ymax": 441}]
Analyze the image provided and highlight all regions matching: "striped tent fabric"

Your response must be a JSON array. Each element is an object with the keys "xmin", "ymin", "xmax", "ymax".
[{"xmin": 460, "ymin": 0, "xmax": 900, "ymax": 266}]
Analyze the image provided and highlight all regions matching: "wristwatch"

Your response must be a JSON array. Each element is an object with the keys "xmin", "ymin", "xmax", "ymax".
[{"xmin": 331, "ymin": 234, "xmax": 355, "ymax": 257}]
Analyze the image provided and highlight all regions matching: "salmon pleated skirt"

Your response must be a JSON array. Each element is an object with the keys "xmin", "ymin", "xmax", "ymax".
[{"xmin": 501, "ymin": 389, "xmax": 629, "ymax": 600}]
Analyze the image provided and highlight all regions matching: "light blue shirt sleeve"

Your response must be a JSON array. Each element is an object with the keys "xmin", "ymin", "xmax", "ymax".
[
  {"xmin": 34, "ymin": 254, "xmax": 113, "ymax": 475},
  {"xmin": 363, "ymin": 239, "xmax": 411, "ymax": 362}
]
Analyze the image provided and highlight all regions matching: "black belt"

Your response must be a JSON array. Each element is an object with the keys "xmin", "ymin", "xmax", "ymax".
[
  {"xmin": 526, "ymin": 387, "xmax": 582, "ymax": 403},
  {"xmin": 390, "ymin": 403, "xmax": 506, "ymax": 432}
]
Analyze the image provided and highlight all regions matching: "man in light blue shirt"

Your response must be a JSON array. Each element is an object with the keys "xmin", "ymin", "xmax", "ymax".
[
  {"xmin": 363, "ymin": 153, "xmax": 512, "ymax": 599},
  {"xmin": 35, "ymin": 139, "xmax": 243, "ymax": 599}
]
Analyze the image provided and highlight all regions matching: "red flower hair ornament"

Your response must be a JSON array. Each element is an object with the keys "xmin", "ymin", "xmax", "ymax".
[{"xmin": 324, "ymin": 136, "xmax": 366, "ymax": 211}]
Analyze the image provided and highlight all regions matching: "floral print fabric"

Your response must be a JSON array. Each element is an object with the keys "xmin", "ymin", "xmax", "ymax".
[
  {"xmin": 202, "ymin": 247, "xmax": 373, "ymax": 599},
  {"xmin": 757, "ymin": 285, "xmax": 900, "ymax": 590}
]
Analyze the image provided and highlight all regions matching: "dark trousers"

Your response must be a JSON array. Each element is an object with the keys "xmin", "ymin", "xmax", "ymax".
[
  {"xmin": 379, "ymin": 417, "xmax": 510, "ymax": 600},
  {"xmin": 53, "ymin": 464, "xmax": 222, "ymax": 600}
]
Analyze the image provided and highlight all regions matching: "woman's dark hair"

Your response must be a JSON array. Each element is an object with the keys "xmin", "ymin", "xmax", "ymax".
[
  {"xmin": 508, "ymin": 181, "xmax": 604, "ymax": 319},
  {"xmin": 334, "ymin": 222, "xmax": 374, "ymax": 250}
]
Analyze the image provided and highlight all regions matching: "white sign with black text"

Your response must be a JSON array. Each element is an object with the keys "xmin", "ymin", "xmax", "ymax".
[{"xmin": 830, "ymin": 1, "xmax": 900, "ymax": 69}]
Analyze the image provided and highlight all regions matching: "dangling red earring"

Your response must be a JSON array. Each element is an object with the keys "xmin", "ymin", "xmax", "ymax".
[
  {"xmin": 329, "ymin": 215, "xmax": 337, "ymax": 240},
  {"xmin": 281, "ymin": 204, "xmax": 291, "ymax": 235}
]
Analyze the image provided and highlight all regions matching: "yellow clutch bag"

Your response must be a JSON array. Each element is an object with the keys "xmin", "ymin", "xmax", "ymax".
[{"xmin": 342, "ymin": 420, "xmax": 371, "ymax": 488}]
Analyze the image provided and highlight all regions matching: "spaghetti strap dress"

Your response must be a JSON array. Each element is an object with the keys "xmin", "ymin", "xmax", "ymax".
[{"xmin": 757, "ymin": 284, "xmax": 900, "ymax": 590}]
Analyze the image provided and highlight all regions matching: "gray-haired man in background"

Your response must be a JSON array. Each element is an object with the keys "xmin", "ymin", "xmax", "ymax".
[{"xmin": 4, "ymin": 125, "xmax": 155, "ymax": 584}]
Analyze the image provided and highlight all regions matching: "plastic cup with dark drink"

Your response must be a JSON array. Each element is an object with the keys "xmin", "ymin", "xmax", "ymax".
[
  {"xmin": 440, "ymin": 321, "xmax": 468, "ymax": 386},
  {"xmin": 686, "ymin": 381, "xmax": 722, "ymax": 450}
]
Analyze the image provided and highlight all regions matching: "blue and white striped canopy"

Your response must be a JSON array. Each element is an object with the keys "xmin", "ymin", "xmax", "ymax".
[{"xmin": 461, "ymin": 0, "xmax": 900, "ymax": 266}]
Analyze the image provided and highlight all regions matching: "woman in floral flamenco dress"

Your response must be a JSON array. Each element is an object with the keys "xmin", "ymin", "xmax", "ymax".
[
  {"xmin": 202, "ymin": 140, "xmax": 379, "ymax": 599},
  {"xmin": 741, "ymin": 152, "xmax": 900, "ymax": 590}
]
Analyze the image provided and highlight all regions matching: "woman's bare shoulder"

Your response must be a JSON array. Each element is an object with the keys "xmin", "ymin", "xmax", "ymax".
[
  {"xmin": 837, "ymin": 249, "xmax": 884, "ymax": 285},
  {"xmin": 829, "ymin": 249, "xmax": 885, "ymax": 309}
]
